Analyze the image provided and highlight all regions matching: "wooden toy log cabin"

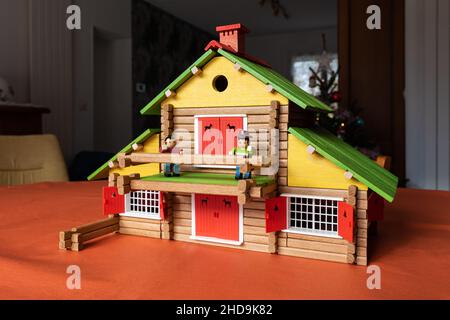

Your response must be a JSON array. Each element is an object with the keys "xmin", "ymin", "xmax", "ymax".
[{"xmin": 60, "ymin": 23, "xmax": 398, "ymax": 266}]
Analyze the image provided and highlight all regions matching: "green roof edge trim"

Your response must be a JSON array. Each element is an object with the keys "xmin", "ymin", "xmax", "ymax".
[
  {"xmin": 218, "ymin": 49, "xmax": 333, "ymax": 112},
  {"xmin": 140, "ymin": 49, "xmax": 218, "ymax": 115},
  {"xmin": 288, "ymin": 127, "xmax": 398, "ymax": 203},
  {"xmin": 87, "ymin": 128, "xmax": 160, "ymax": 181}
]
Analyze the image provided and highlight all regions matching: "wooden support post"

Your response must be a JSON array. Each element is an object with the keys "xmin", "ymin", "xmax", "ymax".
[
  {"xmin": 268, "ymin": 232, "xmax": 277, "ymax": 254},
  {"xmin": 118, "ymin": 153, "xmax": 131, "ymax": 168},
  {"xmin": 161, "ymin": 104, "xmax": 174, "ymax": 144}
]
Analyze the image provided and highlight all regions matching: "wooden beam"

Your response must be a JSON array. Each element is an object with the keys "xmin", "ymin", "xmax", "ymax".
[
  {"xmin": 118, "ymin": 152, "xmax": 269, "ymax": 167},
  {"xmin": 131, "ymin": 179, "xmax": 242, "ymax": 196}
]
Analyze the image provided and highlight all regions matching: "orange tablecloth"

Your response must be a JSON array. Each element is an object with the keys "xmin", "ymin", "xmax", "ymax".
[{"xmin": 0, "ymin": 181, "xmax": 449, "ymax": 299}]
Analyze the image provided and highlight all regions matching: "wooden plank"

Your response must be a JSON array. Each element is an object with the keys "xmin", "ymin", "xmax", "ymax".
[
  {"xmin": 173, "ymin": 210, "xmax": 191, "ymax": 219},
  {"xmin": 357, "ymin": 200, "xmax": 368, "ymax": 210},
  {"xmin": 277, "ymin": 247, "xmax": 349, "ymax": 264},
  {"xmin": 357, "ymin": 219, "xmax": 368, "ymax": 229},
  {"xmin": 278, "ymin": 168, "xmax": 287, "ymax": 177},
  {"xmin": 356, "ymin": 246, "xmax": 367, "ymax": 257},
  {"xmin": 244, "ymin": 209, "xmax": 265, "ymax": 219},
  {"xmin": 119, "ymin": 227, "xmax": 160, "ymax": 239},
  {"xmin": 173, "ymin": 124, "xmax": 194, "ymax": 132},
  {"xmin": 247, "ymin": 115, "xmax": 271, "ymax": 123},
  {"xmin": 172, "ymin": 194, "xmax": 192, "ymax": 204},
  {"xmin": 72, "ymin": 224, "xmax": 119, "ymax": 244},
  {"xmin": 277, "ymin": 237, "xmax": 287, "ymax": 247},
  {"xmin": 243, "ymin": 225, "xmax": 267, "ymax": 236},
  {"xmin": 287, "ymin": 232, "xmax": 348, "ymax": 245},
  {"xmin": 126, "ymin": 153, "xmax": 267, "ymax": 167},
  {"xmin": 119, "ymin": 216, "xmax": 161, "ymax": 224},
  {"xmin": 173, "ymin": 106, "xmax": 273, "ymax": 116},
  {"xmin": 174, "ymin": 225, "xmax": 192, "ymax": 235},
  {"xmin": 356, "ymin": 256, "xmax": 368, "ymax": 266},
  {"xmin": 244, "ymin": 234, "xmax": 269, "ymax": 244},
  {"xmin": 287, "ymin": 238, "xmax": 348, "ymax": 254},
  {"xmin": 173, "ymin": 218, "xmax": 191, "ymax": 227},
  {"xmin": 356, "ymin": 237, "xmax": 367, "ymax": 248},
  {"xmin": 71, "ymin": 216, "xmax": 119, "ymax": 234},
  {"xmin": 243, "ymin": 201, "xmax": 265, "ymax": 210},
  {"xmin": 244, "ymin": 217, "xmax": 265, "ymax": 227},
  {"xmin": 119, "ymin": 220, "xmax": 161, "ymax": 231},
  {"xmin": 131, "ymin": 180, "xmax": 240, "ymax": 196},
  {"xmin": 278, "ymin": 177, "xmax": 287, "ymax": 186},
  {"xmin": 357, "ymin": 209, "xmax": 367, "ymax": 219},
  {"xmin": 279, "ymin": 186, "xmax": 348, "ymax": 198},
  {"xmin": 173, "ymin": 203, "xmax": 191, "ymax": 212},
  {"xmin": 173, "ymin": 116, "xmax": 195, "ymax": 125}
]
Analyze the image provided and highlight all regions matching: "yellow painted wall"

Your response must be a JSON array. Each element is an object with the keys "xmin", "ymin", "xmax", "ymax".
[
  {"xmin": 162, "ymin": 56, "xmax": 288, "ymax": 108},
  {"xmin": 288, "ymin": 134, "xmax": 368, "ymax": 190},
  {"xmin": 111, "ymin": 134, "xmax": 160, "ymax": 177}
]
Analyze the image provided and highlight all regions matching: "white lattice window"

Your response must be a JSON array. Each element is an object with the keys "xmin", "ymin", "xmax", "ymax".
[
  {"xmin": 288, "ymin": 196, "xmax": 338, "ymax": 236},
  {"xmin": 123, "ymin": 190, "xmax": 161, "ymax": 219}
]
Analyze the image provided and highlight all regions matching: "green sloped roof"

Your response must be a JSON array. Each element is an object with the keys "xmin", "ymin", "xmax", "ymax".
[
  {"xmin": 140, "ymin": 49, "xmax": 333, "ymax": 115},
  {"xmin": 87, "ymin": 128, "xmax": 160, "ymax": 181},
  {"xmin": 289, "ymin": 127, "xmax": 398, "ymax": 202},
  {"xmin": 140, "ymin": 49, "xmax": 218, "ymax": 115},
  {"xmin": 218, "ymin": 49, "xmax": 332, "ymax": 112}
]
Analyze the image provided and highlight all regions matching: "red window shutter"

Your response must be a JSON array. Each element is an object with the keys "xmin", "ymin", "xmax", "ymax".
[
  {"xmin": 102, "ymin": 187, "xmax": 125, "ymax": 216},
  {"xmin": 198, "ymin": 117, "xmax": 222, "ymax": 155},
  {"xmin": 265, "ymin": 197, "xmax": 287, "ymax": 233},
  {"xmin": 338, "ymin": 201, "xmax": 354, "ymax": 242},
  {"xmin": 159, "ymin": 191, "xmax": 166, "ymax": 220},
  {"xmin": 368, "ymin": 193, "xmax": 385, "ymax": 222},
  {"xmin": 220, "ymin": 117, "xmax": 244, "ymax": 155}
]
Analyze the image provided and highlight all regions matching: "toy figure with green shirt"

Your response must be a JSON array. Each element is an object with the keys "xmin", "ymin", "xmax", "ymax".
[{"xmin": 229, "ymin": 130, "xmax": 253, "ymax": 180}]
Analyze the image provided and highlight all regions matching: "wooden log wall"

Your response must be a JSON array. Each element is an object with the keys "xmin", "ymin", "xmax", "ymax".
[
  {"xmin": 119, "ymin": 215, "xmax": 162, "ymax": 239},
  {"xmin": 277, "ymin": 186, "xmax": 367, "ymax": 264},
  {"xmin": 355, "ymin": 190, "xmax": 369, "ymax": 266}
]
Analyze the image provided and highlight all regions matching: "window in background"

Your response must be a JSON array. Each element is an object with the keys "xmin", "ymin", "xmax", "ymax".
[{"xmin": 292, "ymin": 53, "xmax": 338, "ymax": 95}]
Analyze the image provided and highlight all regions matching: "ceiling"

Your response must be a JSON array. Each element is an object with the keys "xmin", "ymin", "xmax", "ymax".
[{"xmin": 145, "ymin": 0, "xmax": 338, "ymax": 36}]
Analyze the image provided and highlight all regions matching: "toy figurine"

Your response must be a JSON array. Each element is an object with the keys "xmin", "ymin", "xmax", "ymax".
[
  {"xmin": 229, "ymin": 130, "xmax": 253, "ymax": 180},
  {"xmin": 161, "ymin": 135, "xmax": 183, "ymax": 177}
]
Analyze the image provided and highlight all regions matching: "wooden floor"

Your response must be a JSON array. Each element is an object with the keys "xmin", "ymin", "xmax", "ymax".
[{"xmin": 1, "ymin": 181, "xmax": 449, "ymax": 299}]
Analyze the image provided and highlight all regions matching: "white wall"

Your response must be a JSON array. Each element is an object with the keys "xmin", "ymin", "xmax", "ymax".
[
  {"xmin": 0, "ymin": 0, "xmax": 30, "ymax": 102},
  {"xmin": 73, "ymin": 0, "xmax": 132, "ymax": 156},
  {"xmin": 405, "ymin": 0, "xmax": 450, "ymax": 190},
  {"xmin": 246, "ymin": 27, "xmax": 338, "ymax": 79}
]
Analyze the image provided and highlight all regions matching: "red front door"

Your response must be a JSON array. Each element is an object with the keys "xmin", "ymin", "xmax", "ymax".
[{"xmin": 195, "ymin": 194, "xmax": 240, "ymax": 242}]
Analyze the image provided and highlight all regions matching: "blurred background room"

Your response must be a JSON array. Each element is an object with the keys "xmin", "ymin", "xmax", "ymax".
[{"xmin": 0, "ymin": 0, "xmax": 448, "ymax": 191}]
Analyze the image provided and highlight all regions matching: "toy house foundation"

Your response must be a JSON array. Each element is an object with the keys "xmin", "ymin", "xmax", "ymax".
[{"xmin": 60, "ymin": 24, "xmax": 397, "ymax": 266}]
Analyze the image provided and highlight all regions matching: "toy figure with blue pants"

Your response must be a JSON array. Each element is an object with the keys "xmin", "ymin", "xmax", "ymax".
[{"xmin": 229, "ymin": 130, "xmax": 253, "ymax": 180}]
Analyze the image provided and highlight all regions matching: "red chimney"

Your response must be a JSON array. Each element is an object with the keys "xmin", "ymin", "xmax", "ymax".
[{"xmin": 216, "ymin": 23, "xmax": 249, "ymax": 53}]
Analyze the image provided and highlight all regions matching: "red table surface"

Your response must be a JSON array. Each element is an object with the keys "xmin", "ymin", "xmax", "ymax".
[{"xmin": 0, "ymin": 181, "xmax": 449, "ymax": 300}]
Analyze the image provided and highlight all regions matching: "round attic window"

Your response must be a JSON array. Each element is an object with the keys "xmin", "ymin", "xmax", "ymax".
[{"xmin": 213, "ymin": 75, "xmax": 228, "ymax": 92}]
